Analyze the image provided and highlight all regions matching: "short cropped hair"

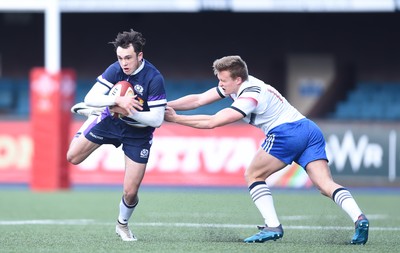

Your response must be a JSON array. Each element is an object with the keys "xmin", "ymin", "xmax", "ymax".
[
  {"xmin": 110, "ymin": 29, "xmax": 146, "ymax": 53},
  {"xmin": 212, "ymin": 55, "xmax": 249, "ymax": 81}
]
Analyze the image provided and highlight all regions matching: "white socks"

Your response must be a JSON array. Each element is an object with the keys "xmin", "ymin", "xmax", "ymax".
[
  {"xmin": 249, "ymin": 181, "xmax": 280, "ymax": 227},
  {"xmin": 332, "ymin": 188, "xmax": 363, "ymax": 222},
  {"xmin": 117, "ymin": 196, "xmax": 139, "ymax": 225},
  {"xmin": 249, "ymin": 183, "xmax": 363, "ymax": 227}
]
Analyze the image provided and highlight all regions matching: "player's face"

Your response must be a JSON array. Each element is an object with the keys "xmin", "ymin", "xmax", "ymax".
[
  {"xmin": 216, "ymin": 70, "xmax": 242, "ymax": 95},
  {"xmin": 116, "ymin": 44, "xmax": 143, "ymax": 75}
]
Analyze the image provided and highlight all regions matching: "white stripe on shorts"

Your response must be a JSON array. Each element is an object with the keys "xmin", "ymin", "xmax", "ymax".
[{"xmin": 262, "ymin": 134, "xmax": 275, "ymax": 153}]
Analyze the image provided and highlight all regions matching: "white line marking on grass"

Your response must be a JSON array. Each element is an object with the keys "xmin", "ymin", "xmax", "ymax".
[
  {"xmin": 281, "ymin": 215, "xmax": 312, "ymax": 220},
  {"xmin": 0, "ymin": 219, "xmax": 94, "ymax": 225},
  {"xmin": 1, "ymin": 220, "xmax": 399, "ymax": 231},
  {"xmin": 133, "ymin": 222, "xmax": 400, "ymax": 231}
]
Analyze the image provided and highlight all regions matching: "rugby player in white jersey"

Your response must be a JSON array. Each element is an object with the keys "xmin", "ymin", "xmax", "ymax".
[
  {"xmin": 67, "ymin": 29, "xmax": 167, "ymax": 241},
  {"xmin": 165, "ymin": 55, "xmax": 369, "ymax": 245}
]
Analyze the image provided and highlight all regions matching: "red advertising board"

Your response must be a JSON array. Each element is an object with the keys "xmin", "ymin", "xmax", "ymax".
[
  {"xmin": 0, "ymin": 121, "xmax": 311, "ymax": 188},
  {"xmin": 0, "ymin": 122, "xmax": 32, "ymax": 183},
  {"xmin": 71, "ymin": 123, "xmax": 264, "ymax": 186}
]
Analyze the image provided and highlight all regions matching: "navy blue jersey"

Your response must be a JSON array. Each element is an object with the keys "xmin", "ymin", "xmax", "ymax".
[
  {"xmin": 82, "ymin": 59, "xmax": 166, "ymax": 163},
  {"xmin": 96, "ymin": 59, "xmax": 167, "ymax": 130}
]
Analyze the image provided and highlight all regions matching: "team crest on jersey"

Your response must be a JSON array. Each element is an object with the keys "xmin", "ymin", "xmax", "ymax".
[
  {"xmin": 140, "ymin": 149, "xmax": 149, "ymax": 159},
  {"xmin": 134, "ymin": 84, "xmax": 144, "ymax": 95}
]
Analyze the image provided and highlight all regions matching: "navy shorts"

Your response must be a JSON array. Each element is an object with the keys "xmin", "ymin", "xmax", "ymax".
[
  {"xmin": 84, "ymin": 116, "xmax": 153, "ymax": 164},
  {"xmin": 261, "ymin": 118, "xmax": 328, "ymax": 169}
]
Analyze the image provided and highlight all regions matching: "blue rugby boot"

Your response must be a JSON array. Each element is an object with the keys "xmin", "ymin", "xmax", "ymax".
[
  {"xmin": 244, "ymin": 224, "xmax": 284, "ymax": 243},
  {"xmin": 351, "ymin": 214, "xmax": 369, "ymax": 245}
]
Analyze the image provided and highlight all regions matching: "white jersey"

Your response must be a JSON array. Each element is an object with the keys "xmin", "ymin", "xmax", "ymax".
[{"xmin": 221, "ymin": 75, "xmax": 304, "ymax": 134}]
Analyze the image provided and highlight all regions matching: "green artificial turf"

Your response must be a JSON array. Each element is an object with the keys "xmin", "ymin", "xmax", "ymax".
[{"xmin": 0, "ymin": 187, "xmax": 399, "ymax": 253}]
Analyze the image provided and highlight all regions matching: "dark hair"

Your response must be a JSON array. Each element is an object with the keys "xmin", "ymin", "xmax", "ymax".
[
  {"xmin": 212, "ymin": 55, "xmax": 248, "ymax": 81},
  {"xmin": 109, "ymin": 29, "xmax": 146, "ymax": 53}
]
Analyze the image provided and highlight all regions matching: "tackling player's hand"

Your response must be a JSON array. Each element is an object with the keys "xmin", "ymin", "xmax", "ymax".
[{"xmin": 164, "ymin": 106, "xmax": 177, "ymax": 122}]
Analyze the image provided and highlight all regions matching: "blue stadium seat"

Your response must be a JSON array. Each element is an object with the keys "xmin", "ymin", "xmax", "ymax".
[
  {"xmin": 333, "ymin": 102, "xmax": 361, "ymax": 119},
  {"xmin": 15, "ymin": 79, "xmax": 30, "ymax": 116},
  {"xmin": 74, "ymin": 79, "xmax": 93, "ymax": 103},
  {"xmin": 0, "ymin": 79, "xmax": 15, "ymax": 112},
  {"xmin": 384, "ymin": 101, "xmax": 400, "ymax": 119},
  {"xmin": 332, "ymin": 81, "xmax": 400, "ymax": 121}
]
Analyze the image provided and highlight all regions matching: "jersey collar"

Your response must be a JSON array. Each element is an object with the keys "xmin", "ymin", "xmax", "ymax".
[{"xmin": 130, "ymin": 59, "xmax": 145, "ymax": 76}]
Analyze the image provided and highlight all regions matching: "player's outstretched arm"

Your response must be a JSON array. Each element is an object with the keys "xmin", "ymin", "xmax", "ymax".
[
  {"xmin": 165, "ymin": 107, "xmax": 243, "ymax": 129},
  {"xmin": 168, "ymin": 87, "xmax": 222, "ymax": 111}
]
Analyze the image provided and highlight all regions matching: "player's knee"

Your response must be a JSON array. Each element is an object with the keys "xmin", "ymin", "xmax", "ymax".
[
  {"xmin": 314, "ymin": 183, "xmax": 332, "ymax": 198},
  {"xmin": 123, "ymin": 190, "xmax": 138, "ymax": 205},
  {"xmin": 245, "ymin": 169, "xmax": 262, "ymax": 184},
  {"xmin": 319, "ymin": 188, "xmax": 330, "ymax": 197},
  {"xmin": 66, "ymin": 156, "xmax": 79, "ymax": 165},
  {"xmin": 66, "ymin": 151, "xmax": 81, "ymax": 165},
  {"xmin": 243, "ymin": 170, "xmax": 252, "ymax": 184}
]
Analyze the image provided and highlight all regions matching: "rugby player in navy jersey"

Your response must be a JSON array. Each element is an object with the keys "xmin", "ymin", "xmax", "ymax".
[
  {"xmin": 67, "ymin": 29, "xmax": 167, "ymax": 241},
  {"xmin": 165, "ymin": 55, "xmax": 369, "ymax": 245}
]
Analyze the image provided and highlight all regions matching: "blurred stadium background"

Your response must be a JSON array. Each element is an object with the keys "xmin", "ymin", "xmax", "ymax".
[{"xmin": 0, "ymin": 0, "xmax": 400, "ymax": 190}]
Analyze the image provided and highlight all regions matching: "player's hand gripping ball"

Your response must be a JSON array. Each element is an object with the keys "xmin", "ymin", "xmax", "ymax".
[{"xmin": 108, "ymin": 81, "xmax": 134, "ymax": 118}]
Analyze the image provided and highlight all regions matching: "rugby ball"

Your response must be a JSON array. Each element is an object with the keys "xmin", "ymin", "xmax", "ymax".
[{"xmin": 109, "ymin": 81, "xmax": 134, "ymax": 118}]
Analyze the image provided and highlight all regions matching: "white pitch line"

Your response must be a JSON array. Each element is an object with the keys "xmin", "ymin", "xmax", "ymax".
[
  {"xmin": 0, "ymin": 219, "xmax": 94, "ymax": 225},
  {"xmin": 0, "ymin": 220, "xmax": 399, "ymax": 231}
]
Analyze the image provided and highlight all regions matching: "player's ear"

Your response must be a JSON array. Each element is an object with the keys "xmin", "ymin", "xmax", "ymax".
[
  {"xmin": 137, "ymin": 51, "xmax": 143, "ymax": 61},
  {"xmin": 236, "ymin": 76, "xmax": 242, "ymax": 85}
]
